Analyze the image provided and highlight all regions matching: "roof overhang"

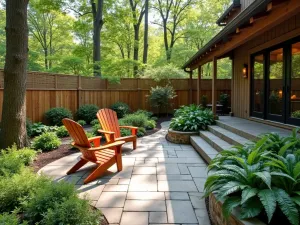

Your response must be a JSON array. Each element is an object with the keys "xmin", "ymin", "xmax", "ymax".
[
  {"xmin": 216, "ymin": 0, "xmax": 241, "ymax": 26},
  {"xmin": 182, "ymin": 0, "xmax": 298, "ymax": 70}
]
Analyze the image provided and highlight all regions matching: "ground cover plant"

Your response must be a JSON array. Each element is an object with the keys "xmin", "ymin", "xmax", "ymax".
[
  {"xmin": 205, "ymin": 129, "xmax": 300, "ymax": 225},
  {"xmin": 170, "ymin": 104, "xmax": 215, "ymax": 132},
  {"xmin": 0, "ymin": 146, "xmax": 103, "ymax": 225}
]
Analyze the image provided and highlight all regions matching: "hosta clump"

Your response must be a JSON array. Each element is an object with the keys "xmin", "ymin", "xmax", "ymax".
[
  {"xmin": 170, "ymin": 104, "xmax": 215, "ymax": 132},
  {"xmin": 205, "ymin": 129, "xmax": 300, "ymax": 225}
]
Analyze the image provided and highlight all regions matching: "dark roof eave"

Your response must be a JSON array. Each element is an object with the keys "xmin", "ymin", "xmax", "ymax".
[
  {"xmin": 216, "ymin": 2, "xmax": 241, "ymax": 26},
  {"xmin": 182, "ymin": 0, "xmax": 272, "ymax": 69}
]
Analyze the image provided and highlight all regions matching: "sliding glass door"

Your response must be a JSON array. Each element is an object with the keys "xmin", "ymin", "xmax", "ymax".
[{"xmin": 250, "ymin": 37, "xmax": 300, "ymax": 126}]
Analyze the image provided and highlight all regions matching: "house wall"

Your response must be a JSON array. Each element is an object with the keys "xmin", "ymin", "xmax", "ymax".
[{"xmin": 231, "ymin": 13, "xmax": 300, "ymax": 119}]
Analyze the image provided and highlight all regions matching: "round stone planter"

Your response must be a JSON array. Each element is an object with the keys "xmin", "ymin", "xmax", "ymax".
[
  {"xmin": 166, "ymin": 129, "xmax": 198, "ymax": 144},
  {"xmin": 209, "ymin": 194, "xmax": 266, "ymax": 225}
]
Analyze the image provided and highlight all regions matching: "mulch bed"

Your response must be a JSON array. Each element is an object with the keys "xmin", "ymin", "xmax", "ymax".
[{"xmin": 32, "ymin": 116, "xmax": 172, "ymax": 172}]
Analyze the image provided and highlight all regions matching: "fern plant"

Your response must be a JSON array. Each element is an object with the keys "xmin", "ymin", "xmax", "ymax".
[{"xmin": 205, "ymin": 129, "xmax": 300, "ymax": 225}]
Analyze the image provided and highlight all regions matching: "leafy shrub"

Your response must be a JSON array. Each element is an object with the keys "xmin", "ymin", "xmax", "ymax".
[
  {"xmin": 76, "ymin": 104, "xmax": 99, "ymax": 124},
  {"xmin": 201, "ymin": 95, "xmax": 208, "ymax": 108},
  {"xmin": 170, "ymin": 105, "xmax": 215, "ymax": 131},
  {"xmin": 0, "ymin": 145, "xmax": 37, "ymax": 176},
  {"xmin": 0, "ymin": 212, "xmax": 26, "ymax": 225},
  {"xmin": 219, "ymin": 93, "xmax": 230, "ymax": 113},
  {"xmin": 32, "ymin": 132, "xmax": 61, "ymax": 151},
  {"xmin": 110, "ymin": 102, "xmax": 130, "ymax": 118},
  {"xmin": 205, "ymin": 129, "xmax": 300, "ymax": 225},
  {"xmin": 56, "ymin": 126, "xmax": 69, "ymax": 138},
  {"xmin": 0, "ymin": 168, "xmax": 49, "ymax": 213},
  {"xmin": 135, "ymin": 110, "xmax": 153, "ymax": 118},
  {"xmin": 92, "ymin": 123, "xmax": 102, "ymax": 136},
  {"xmin": 292, "ymin": 110, "xmax": 300, "ymax": 118},
  {"xmin": 119, "ymin": 113, "xmax": 148, "ymax": 128},
  {"xmin": 90, "ymin": 119, "xmax": 99, "ymax": 125},
  {"xmin": 147, "ymin": 85, "xmax": 177, "ymax": 114},
  {"xmin": 137, "ymin": 127, "xmax": 146, "ymax": 137},
  {"xmin": 141, "ymin": 64, "xmax": 187, "ymax": 81},
  {"xmin": 77, "ymin": 120, "xmax": 87, "ymax": 126},
  {"xmin": 120, "ymin": 128, "xmax": 131, "ymax": 137},
  {"xmin": 26, "ymin": 119, "xmax": 33, "ymax": 137},
  {"xmin": 145, "ymin": 120, "xmax": 156, "ymax": 130},
  {"xmin": 30, "ymin": 122, "xmax": 49, "ymax": 137},
  {"xmin": 45, "ymin": 107, "xmax": 73, "ymax": 126},
  {"xmin": 85, "ymin": 132, "xmax": 94, "ymax": 138}
]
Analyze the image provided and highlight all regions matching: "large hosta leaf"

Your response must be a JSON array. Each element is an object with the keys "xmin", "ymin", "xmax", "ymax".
[
  {"xmin": 274, "ymin": 188, "xmax": 299, "ymax": 225},
  {"xmin": 241, "ymin": 188, "xmax": 258, "ymax": 204},
  {"xmin": 222, "ymin": 196, "xmax": 241, "ymax": 219},
  {"xmin": 258, "ymin": 189, "xmax": 276, "ymax": 223},
  {"xmin": 292, "ymin": 196, "xmax": 300, "ymax": 207},
  {"xmin": 240, "ymin": 197, "xmax": 263, "ymax": 219}
]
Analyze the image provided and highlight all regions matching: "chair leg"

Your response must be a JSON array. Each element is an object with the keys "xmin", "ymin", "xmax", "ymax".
[
  {"xmin": 133, "ymin": 138, "xmax": 137, "ymax": 150},
  {"xmin": 84, "ymin": 159, "xmax": 115, "ymax": 184},
  {"xmin": 67, "ymin": 158, "xmax": 88, "ymax": 175},
  {"xmin": 116, "ymin": 154, "xmax": 123, "ymax": 172}
]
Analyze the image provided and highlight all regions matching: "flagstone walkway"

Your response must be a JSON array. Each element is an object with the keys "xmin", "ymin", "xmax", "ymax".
[{"xmin": 39, "ymin": 122, "xmax": 210, "ymax": 225}]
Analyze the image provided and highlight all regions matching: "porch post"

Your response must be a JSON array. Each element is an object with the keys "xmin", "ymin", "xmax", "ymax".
[
  {"xmin": 212, "ymin": 57, "xmax": 217, "ymax": 115},
  {"xmin": 189, "ymin": 70, "xmax": 193, "ymax": 104},
  {"xmin": 197, "ymin": 66, "xmax": 201, "ymax": 105}
]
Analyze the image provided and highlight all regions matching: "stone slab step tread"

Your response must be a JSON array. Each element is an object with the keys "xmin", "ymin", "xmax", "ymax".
[
  {"xmin": 190, "ymin": 136, "xmax": 219, "ymax": 164},
  {"xmin": 215, "ymin": 120, "xmax": 258, "ymax": 141},
  {"xmin": 208, "ymin": 125, "xmax": 250, "ymax": 146},
  {"xmin": 200, "ymin": 131, "xmax": 233, "ymax": 152}
]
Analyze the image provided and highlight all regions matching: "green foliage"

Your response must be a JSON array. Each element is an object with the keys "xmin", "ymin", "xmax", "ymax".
[
  {"xmin": 0, "ymin": 145, "xmax": 37, "ymax": 176},
  {"xmin": 292, "ymin": 110, "xmax": 300, "ymax": 118},
  {"xmin": 0, "ymin": 168, "xmax": 49, "ymax": 213},
  {"xmin": 45, "ymin": 107, "xmax": 73, "ymax": 126},
  {"xmin": 205, "ymin": 129, "xmax": 300, "ymax": 225},
  {"xmin": 110, "ymin": 102, "xmax": 131, "ymax": 118},
  {"xmin": 32, "ymin": 132, "xmax": 61, "ymax": 151},
  {"xmin": 90, "ymin": 119, "xmax": 100, "ymax": 126},
  {"xmin": 76, "ymin": 104, "xmax": 99, "ymax": 124},
  {"xmin": 0, "ymin": 212, "xmax": 26, "ymax": 225},
  {"xmin": 56, "ymin": 126, "xmax": 69, "ymax": 138},
  {"xmin": 92, "ymin": 123, "xmax": 102, "ymax": 136},
  {"xmin": 119, "ymin": 113, "xmax": 148, "ymax": 128},
  {"xmin": 120, "ymin": 128, "xmax": 131, "ymax": 137},
  {"xmin": 85, "ymin": 132, "xmax": 94, "ymax": 138},
  {"xmin": 147, "ymin": 85, "xmax": 177, "ymax": 114},
  {"xmin": 170, "ymin": 105, "xmax": 215, "ymax": 131},
  {"xmin": 28, "ymin": 122, "xmax": 58, "ymax": 137},
  {"xmin": 145, "ymin": 120, "xmax": 156, "ymax": 130},
  {"xmin": 77, "ymin": 120, "xmax": 87, "ymax": 126},
  {"xmin": 135, "ymin": 110, "xmax": 154, "ymax": 118},
  {"xmin": 137, "ymin": 127, "xmax": 146, "ymax": 137},
  {"xmin": 141, "ymin": 64, "xmax": 187, "ymax": 81},
  {"xmin": 26, "ymin": 119, "xmax": 33, "ymax": 137},
  {"xmin": 201, "ymin": 95, "xmax": 208, "ymax": 108},
  {"xmin": 219, "ymin": 93, "xmax": 230, "ymax": 113}
]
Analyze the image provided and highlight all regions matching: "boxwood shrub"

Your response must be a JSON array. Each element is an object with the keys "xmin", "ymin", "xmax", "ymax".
[
  {"xmin": 45, "ymin": 107, "xmax": 73, "ymax": 126},
  {"xmin": 76, "ymin": 104, "xmax": 99, "ymax": 124},
  {"xmin": 110, "ymin": 102, "xmax": 130, "ymax": 118},
  {"xmin": 32, "ymin": 132, "xmax": 61, "ymax": 151}
]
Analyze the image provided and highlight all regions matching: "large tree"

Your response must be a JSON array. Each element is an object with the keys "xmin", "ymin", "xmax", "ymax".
[
  {"xmin": 0, "ymin": 0, "xmax": 29, "ymax": 148},
  {"xmin": 143, "ymin": 0, "xmax": 149, "ymax": 64}
]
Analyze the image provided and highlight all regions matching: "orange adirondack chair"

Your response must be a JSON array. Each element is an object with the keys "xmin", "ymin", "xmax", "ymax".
[
  {"xmin": 62, "ymin": 118, "xmax": 125, "ymax": 184},
  {"xmin": 96, "ymin": 109, "xmax": 138, "ymax": 150}
]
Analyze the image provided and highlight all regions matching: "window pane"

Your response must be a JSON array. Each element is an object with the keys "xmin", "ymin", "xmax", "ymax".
[
  {"xmin": 253, "ymin": 55, "xmax": 264, "ymax": 113},
  {"xmin": 291, "ymin": 42, "xmax": 300, "ymax": 119},
  {"xmin": 269, "ymin": 48, "xmax": 283, "ymax": 115}
]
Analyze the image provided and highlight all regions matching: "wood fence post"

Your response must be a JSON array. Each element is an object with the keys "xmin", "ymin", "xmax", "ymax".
[
  {"xmin": 137, "ymin": 78, "xmax": 142, "ymax": 111},
  {"xmin": 189, "ymin": 71, "xmax": 193, "ymax": 104},
  {"xmin": 197, "ymin": 66, "xmax": 201, "ymax": 105},
  {"xmin": 77, "ymin": 75, "xmax": 82, "ymax": 109},
  {"xmin": 212, "ymin": 57, "xmax": 217, "ymax": 115}
]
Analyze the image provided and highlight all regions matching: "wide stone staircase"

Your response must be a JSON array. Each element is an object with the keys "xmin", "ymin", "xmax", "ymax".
[{"xmin": 190, "ymin": 119, "xmax": 257, "ymax": 164}]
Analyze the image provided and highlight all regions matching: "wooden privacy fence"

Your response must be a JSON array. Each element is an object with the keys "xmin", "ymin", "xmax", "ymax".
[{"xmin": 0, "ymin": 70, "xmax": 231, "ymax": 122}]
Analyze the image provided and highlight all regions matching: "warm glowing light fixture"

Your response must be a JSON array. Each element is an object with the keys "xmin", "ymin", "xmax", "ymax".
[{"xmin": 242, "ymin": 64, "xmax": 248, "ymax": 78}]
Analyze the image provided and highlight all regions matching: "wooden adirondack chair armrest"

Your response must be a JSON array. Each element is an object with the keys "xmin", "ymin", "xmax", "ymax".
[
  {"xmin": 87, "ymin": 141, "xmax": 125, "ymax": 151},
  {"xmin": 98, "ymin": 129, "xmax": 115, "ymax": 142},
  {"xmin": 119, "ymin": 126, "xmax": 138, "ymax": 135},
  {"xmin": 88, "ymin": 136, "xmax": 101, "ymax": 147}
]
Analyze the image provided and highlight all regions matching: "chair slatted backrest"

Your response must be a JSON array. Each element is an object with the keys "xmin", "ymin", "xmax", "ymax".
[
  {"xmin": 97, "ymin": 109, "xmax": 121, "ymax": 140},
  {"xmin": 62, "ymin": 118, "xmax": 97, "ymax": 162}
]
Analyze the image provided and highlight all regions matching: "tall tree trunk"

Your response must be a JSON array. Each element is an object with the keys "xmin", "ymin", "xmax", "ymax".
[
  {"xmin": 143, "ymin": 0, "xmax": 149, "ymax": 64},
  {"xmin": 133, "ymin": 25, "xmax": 139, "ymax": 76},
  {"xmin": 44, "ymin": 48, "xmax": 48, "ymax": 69},
  {"xmin": 162, "ymin": 20, "xmax": 170, "ymax": 61},
  {"xmin": 0, "ymin": 0, "xmax": 29, "ymax": 149},
  {"xmin": 92, "ymin": 0, "xmax": 104, "ymax": 77}
]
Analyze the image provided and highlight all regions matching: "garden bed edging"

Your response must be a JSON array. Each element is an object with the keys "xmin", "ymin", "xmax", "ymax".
[
  {"xmin": 209, "ymin": 194, "xmax": 267, "ymax": 225},
  {"xmin": 166, "ymin": 128, "xmax": 198, "ymax": 144}
]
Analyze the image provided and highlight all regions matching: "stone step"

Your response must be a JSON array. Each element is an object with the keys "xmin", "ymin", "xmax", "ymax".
[
  {"xmin": 199, "ymin": 131, "xmax": 233, "ymax": 152},
  {"xmin": 190, "ymin": 136, "xmax": 219, "ymax": 164},
  {"xmin": 216, "ymin": 120, "xmax": 258, "ymax": 141},
  {"xmin": 208, "ymin": 125, "xmax": 250, "ymax": 146}
]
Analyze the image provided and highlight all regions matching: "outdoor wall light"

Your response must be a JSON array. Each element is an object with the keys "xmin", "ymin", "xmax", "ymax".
[{"xmin": 242, "ymin": 64, "xmax": 248, "ymax": 78}]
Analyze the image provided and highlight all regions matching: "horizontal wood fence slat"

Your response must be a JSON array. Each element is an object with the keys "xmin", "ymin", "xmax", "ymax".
[{"xmin": 0, "ymin": 70, "xmax": 231, "ymax": 122}]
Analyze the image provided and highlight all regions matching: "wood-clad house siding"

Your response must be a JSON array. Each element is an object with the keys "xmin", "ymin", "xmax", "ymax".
[{"xmin": 231, "ymin": 13, "xmax": 300, "ymax": 118}]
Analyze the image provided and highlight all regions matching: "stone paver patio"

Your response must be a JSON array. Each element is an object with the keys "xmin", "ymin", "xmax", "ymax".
[{"xmin": 39, "ymin": 122, "xmax": 210, "ymax": 225}]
